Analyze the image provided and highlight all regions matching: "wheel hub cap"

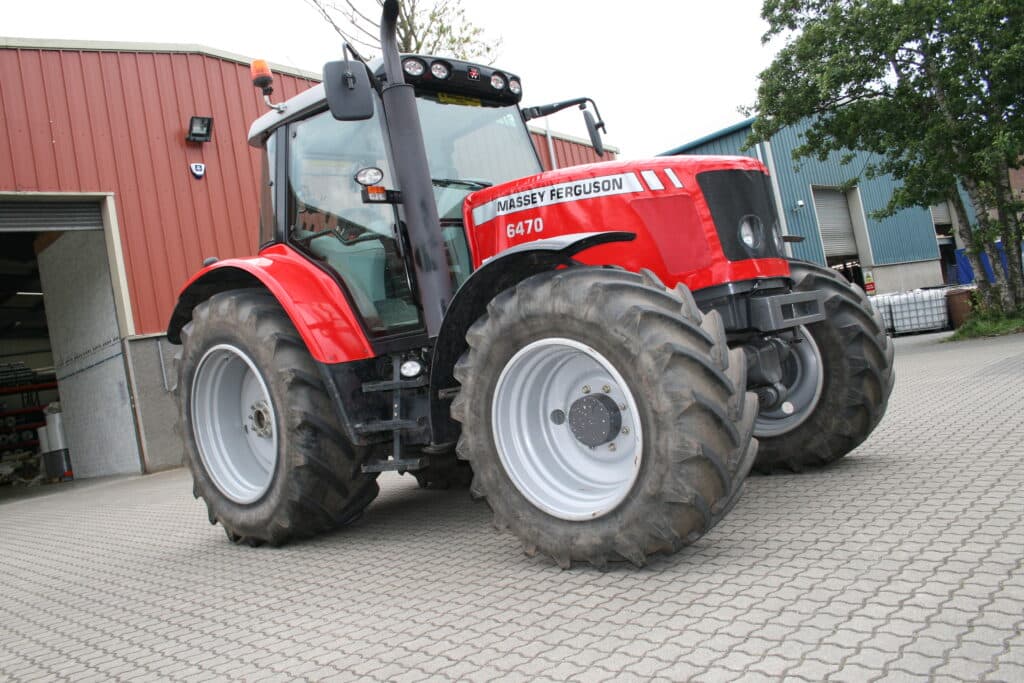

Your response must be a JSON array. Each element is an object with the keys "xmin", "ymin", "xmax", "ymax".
[
  {"xmin": 248, "ymin": 400, "xmax": 274, "ymax": 439},
  {"xmin": 567, "ymin": 394, "xmax": 622, "ymax": 448}
]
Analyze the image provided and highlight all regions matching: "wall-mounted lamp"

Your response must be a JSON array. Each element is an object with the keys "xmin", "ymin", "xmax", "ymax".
[{"xmin": 186, "ymin": 116, "xmax": 213, "ymax": 143}]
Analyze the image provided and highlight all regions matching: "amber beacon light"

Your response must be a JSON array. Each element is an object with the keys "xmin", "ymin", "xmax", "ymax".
[
  {"xmin": 251, "ymin": 59, "xmax": 285, "ymax": 112},
  {"xmin": 251, "ymin": 59, "xmax": 274, "ymax": 92}
]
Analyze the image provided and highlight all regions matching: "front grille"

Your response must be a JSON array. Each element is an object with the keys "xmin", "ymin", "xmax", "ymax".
[{"xmin": 696, "ymin": 169, "xmax": 784, "ymax": 261}]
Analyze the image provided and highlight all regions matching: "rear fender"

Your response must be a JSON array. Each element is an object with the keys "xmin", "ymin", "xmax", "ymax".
[
  {"xmin": 428, "ymin": 231, "xmax": 635, "ymax": 444},
  {"xmin": 166, "ymin": 244, "xmax": 375, "ymax": 364}
]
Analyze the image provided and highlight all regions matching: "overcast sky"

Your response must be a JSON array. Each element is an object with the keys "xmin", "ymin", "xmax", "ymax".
[{"xmin": 5, "ymin": 0, "xmax": 779, "ymax": 158}]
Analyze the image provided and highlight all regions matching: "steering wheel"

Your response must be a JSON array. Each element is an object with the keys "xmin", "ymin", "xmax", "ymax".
[
  {"xmin": 336, "ymin": 210, "xmax": 393, "ymax": 245},
  {"xmin": 334, "ymin": 216, "xmax": 381, "ymax": 245}
]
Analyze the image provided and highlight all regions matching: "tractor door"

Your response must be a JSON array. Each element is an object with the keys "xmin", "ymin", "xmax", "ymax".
[{"xmin": 286, "ymin": 107, "xmax": 422, "ymax": 336}]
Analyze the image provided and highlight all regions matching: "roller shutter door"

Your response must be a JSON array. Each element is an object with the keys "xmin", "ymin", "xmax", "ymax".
[
  {"xmin": 930, "ymin": 201, "xmax": 952, "ymax": 226},
  {"xmin": 0, "ymin": 201, "xmax": 103, "ymax": 232},
  {"xmin": 812, "ymin": 188, "xmax": 858, "ymax": 258}
]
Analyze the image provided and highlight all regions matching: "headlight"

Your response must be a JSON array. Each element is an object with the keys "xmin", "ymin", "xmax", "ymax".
[
  {"xmin": 490, "ymin": 73, "xmax": 506, "ymax": 90},
  {"xmin": 739, "ymin": 215, "xmax": 762, "ymax": 249},
  {"xmin": 508, "ymin": 79, "xmax": 522, "ymax": 95},
  {"xmin": 403, "ymin": 59, "xmax": 425, "ymax": 77},
  {"xmin": 400, "ymin": 359, "xmax": 424, "ymax": 378},
  {"xmin": 354, "ymin": 167, "xmax": 384, "ymax": 187},
  {"xmin": 430, "ymin": 62, "xmax": 450, "ymax": 79}
]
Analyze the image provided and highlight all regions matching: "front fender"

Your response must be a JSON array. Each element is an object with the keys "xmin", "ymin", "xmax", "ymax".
[
  {"xmin": 428, "ymin": 231, "xmax": 635, "ymax": 444},
  {"xmin": 166, "ymin": 243, "xmax": 375, "ymax": 364}
]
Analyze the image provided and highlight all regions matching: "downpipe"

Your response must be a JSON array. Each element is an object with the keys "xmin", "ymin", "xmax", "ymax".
[{"xmin": 378, "ymin": 0, "xmax": 452, "ymax": 337}]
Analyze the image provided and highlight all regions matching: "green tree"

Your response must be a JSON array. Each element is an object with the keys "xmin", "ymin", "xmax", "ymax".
[
  {"xmin": 304, "ymin": 0, "xmax": 501, "ymax": 64},
  {"xmin": 749, "ymin": 0, "xmax": 1024, "ymax": 312}
]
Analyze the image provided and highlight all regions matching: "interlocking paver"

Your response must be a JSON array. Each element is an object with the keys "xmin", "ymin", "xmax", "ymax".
[{"xmin": 0, "ymin": 331, "xmax": 1022, "ymax": 680}]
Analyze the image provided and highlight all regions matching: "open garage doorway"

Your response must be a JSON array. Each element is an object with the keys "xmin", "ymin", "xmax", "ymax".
[{"xmin": 0, "ymin": 198, "xmax": 141, "ymax": 486}]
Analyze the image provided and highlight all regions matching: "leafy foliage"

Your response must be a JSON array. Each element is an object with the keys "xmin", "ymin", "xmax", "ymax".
[
  {"xmin": 305, "ymin": 0, "xmax": 501, "ymax": 63},
  {"xmin": 749, "ymin": 0, "xmax": 1024, "ymax": 311}
]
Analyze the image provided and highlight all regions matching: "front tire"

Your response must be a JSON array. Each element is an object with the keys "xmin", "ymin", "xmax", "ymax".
[
  {"xmin": 178, "ymin": 289, "xmax": 379, "ymax": 545},
  {"xmin": 451, "ymin": 268, "xmax": 758, "ymax": 568},
  {"xmin": 753, "ymin": 261, "xmax": 895, "ymax": 473}
]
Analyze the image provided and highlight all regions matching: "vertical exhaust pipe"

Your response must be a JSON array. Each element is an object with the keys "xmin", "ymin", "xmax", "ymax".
[{"xmin": 378, "ymin": 0, "xmax": 452, "ymax": 337}]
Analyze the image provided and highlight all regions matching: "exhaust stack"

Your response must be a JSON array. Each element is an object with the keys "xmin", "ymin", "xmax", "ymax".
[{"xmin": 378, "ymin": 0, "xmax": 453, "ymax": 337}]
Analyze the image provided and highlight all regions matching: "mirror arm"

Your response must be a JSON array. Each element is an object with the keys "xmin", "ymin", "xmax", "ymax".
[
  {"xmin": 521, "ymin": 97, "xmax": 589, "ymax": 121},
  {"xmin": 342, "ymin": 42, "xmax": 384, "ymax": 96},
  {"xmin": 522, "ymin": 96, "xmax": 606, "ymax": 132}
]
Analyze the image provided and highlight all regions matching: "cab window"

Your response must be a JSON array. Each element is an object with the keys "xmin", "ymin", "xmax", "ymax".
[{"xmin": 258, "ymin": 132, "xmax": 277, "ymax": 247}]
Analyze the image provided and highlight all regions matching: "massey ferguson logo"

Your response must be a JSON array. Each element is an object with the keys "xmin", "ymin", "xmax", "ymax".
[{"xmin": 472, "ymin": 172, "xmax": 644, "ymax": 224}]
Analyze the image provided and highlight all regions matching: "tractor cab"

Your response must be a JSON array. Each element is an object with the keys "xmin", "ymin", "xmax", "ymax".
[
  {"xmin": 246, "ymin": 55, "xmax": 559, "ymax": 340},
  {"xmin": 246, "ymin": 51, "xmax": 610, "ymax": 343}
]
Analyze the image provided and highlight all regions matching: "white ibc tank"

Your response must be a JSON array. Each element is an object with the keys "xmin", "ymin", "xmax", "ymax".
[{"xmin": 889, "ymin": 289, "xmax": 949, "ymax": 334}]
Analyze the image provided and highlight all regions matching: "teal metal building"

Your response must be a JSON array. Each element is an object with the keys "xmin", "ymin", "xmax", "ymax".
[{"xmin": 662, "ymin": 118, "xmax": 954, "ymax": 294}]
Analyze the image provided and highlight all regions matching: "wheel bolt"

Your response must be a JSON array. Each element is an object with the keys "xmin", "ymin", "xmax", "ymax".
[
  {"xmin": 582, "ymin": 385, "xmax": 591, "ymax": 394},
  {"xmin": 602, "ymin": 385, "xmax": 611, "ymax": 393},
  {"xmin": 608, "ymin": 443, "xmax": 617, "ymax": 451},
  {"xmin": 621, "ymin": 427, "xmax": 630, "ymax": 435},
  {"xmin": 619, "ymin": 403, "xmax": 627, "ymax": 410}
]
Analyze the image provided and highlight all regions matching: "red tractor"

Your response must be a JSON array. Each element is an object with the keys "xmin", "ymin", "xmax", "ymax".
[{"xmin": 168, "ymin": 0, "xmax": 893, "ymax": 568}]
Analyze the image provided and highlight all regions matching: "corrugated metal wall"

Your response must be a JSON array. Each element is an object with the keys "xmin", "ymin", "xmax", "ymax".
[
  {"xmin": 0, "ymin": 46, "xmax": 316, "ymax": 334},
  {"xmin": 674, "ymin": 119, "xmax": 941, "ymax": 267},
  {"xmin": 530, "ymin": 131, "xmax": 616, "ymax": 170}
]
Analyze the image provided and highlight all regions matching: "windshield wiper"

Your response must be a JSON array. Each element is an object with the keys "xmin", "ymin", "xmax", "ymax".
[{"xmin": 431, "ymin": 178, "xmax": 492, "ymax": 190}]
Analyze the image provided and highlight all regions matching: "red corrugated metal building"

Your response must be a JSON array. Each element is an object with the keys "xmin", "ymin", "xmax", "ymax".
[
  {"xmin": 529, "ymin": 127, "xmax": 617, "ymax": 170},
  {"xmin": 0, "ymin": 39, "xmax": 325, "ymax": 479},
  {"xmin": 0, "ymin": 40, "xmax": 317, "ymax": 334},
  {"xmin": 0, "ymin": 38, "xmax": 615, "ymax": 479}
]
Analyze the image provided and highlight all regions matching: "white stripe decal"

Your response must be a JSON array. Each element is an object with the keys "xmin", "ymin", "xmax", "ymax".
[
  {"xmin": 664, "ymin": 168, "xmax": 684, "ymax": 188},
  {"xmin": 471, "ymin": 172, "xmax": 644, "ymax": 224},
  {"xmin": 640, "ymin": 170, "xmax": 664, "ymax": 191}
]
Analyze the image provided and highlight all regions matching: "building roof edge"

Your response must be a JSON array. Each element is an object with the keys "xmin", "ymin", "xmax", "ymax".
[
  {"xmin": 659, "ymin": 116, "xmax": 758, "ymax": 156},
  {"xmin": 0, "ymin": 36, "xmax": 320, "ymax": 81}
]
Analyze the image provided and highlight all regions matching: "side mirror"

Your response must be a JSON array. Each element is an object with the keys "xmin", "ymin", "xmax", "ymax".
[
  {"xmin": 323, "ymin": 60, "xmax": 374, "ymax": 121},
  {"xmin": 584, "ymin": 110, "xmax": 605, "ymax": 157}
]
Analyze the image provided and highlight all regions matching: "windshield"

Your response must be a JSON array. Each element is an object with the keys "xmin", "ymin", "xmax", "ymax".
[{"xmin": 416, "ymin": 95, "xmax": 542, "ymax": 188}]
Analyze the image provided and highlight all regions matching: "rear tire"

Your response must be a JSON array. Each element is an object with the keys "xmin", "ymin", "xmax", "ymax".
[
  {"xmin": 753, "ymin": 261, "xmax": 895, "ymax": 473},
  {"xmin": 451, "ymin": 268, "xmax": 758, "ymax": 568},
  {"xmin": 178, "ymin": 289, "xmax": 379, "ymax": 545}
]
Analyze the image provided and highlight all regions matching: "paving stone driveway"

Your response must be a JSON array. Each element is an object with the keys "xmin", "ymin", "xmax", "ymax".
[{"xmin": 1, "ymin": 331, "xmax": 1022, "ymax": 682}]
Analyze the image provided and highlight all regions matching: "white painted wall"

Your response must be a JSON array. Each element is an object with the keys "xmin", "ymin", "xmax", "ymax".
[{"xmin": 870, "ymin": 260, "xmax": 945, "ymax": 295}]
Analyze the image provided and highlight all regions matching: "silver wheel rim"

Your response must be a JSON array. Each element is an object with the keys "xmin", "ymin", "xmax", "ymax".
[
  {"xmin": 754, "ymin": 326, "xmax": 824, "ymax": 438},
  {"xmin": 191, "ymin": 344, "xmax": 278, "ymax": 504},
  {"xmin": 491, "ymin": 338, "xmax": 643, "ymax": 521}
]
